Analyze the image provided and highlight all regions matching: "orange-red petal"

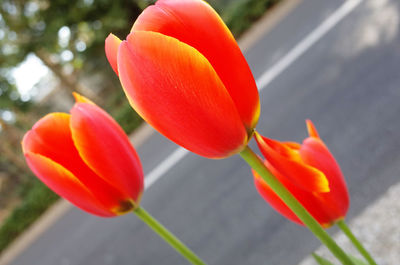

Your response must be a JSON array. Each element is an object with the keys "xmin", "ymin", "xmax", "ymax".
[
  {"xmin": 118, "ymin": 31, "xmax": 247, "ymax": 158},
  {"xmin": 306, "ymin": 119, "xmax": 320, "ymax": 138},
  {"xmin": 22, "ymin": 113, "xmax": 77, "ymax": 163},
  {"xmin": 105, "ymin": 33, "xmax": 122, "ymax": 75},
  {"xmin": 70, "ymin": 102, "xmax": 144, "ymax": 202},
  {"xmin": 253, "ymin": 160, "xmax": 338, "ymax": 227},
  {"xmin": 73, "ymin": 92, "xmax": 95, "ymax": 105},
  {"xmin": 253, "ymin": 122, "xmax": 349, "ymax": 226},
  {"xmin": 24, "ymin": 152, "xmax": 114, "ymax": 217},
  {"xmin": 282, "ymin": 141, "xmax": 302, "ymax": 151},
  {"xmin": 253, "ymin": 168, "xmax": 302, "ymax": 225},
  {"xmin": 22, "ymin": 113, "xmax": 131, "ymax": 213},
  {"xmin": 300, "ymin": 138, "xmax": 339, "ymax": 176},
  {"xmin": 132, "ymin": 0, "xmax": 259, "ymax": 131},
  {"xmin": 300, "ymin": 137, "xmax": 349, "ymax": 217},
  {"xmin": 261, "ymin": 138, "xmax": 301, "ymax": 160},
  {"xmin": 255, "ymin": 132, "xmax": 329, "ymax": 193}
]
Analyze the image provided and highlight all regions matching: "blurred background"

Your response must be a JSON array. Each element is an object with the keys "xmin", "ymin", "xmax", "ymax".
[{"xmin": 0, "ymin": 0, "xmax": 278, "ymax": 254}]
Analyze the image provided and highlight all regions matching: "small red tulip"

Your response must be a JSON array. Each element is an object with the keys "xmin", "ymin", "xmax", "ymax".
[
  {"xmin": 105, "ymin": 0, "xmax": 260, "ymax": 159},
  {"xmin": 22, "ymin": 93, "xmax": 144, "ymax": 217},
  {"xmin": 253, "ymin": 120, "xmax": 349, "ymax": 227}
]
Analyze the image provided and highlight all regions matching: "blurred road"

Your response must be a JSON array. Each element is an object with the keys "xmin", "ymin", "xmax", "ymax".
[{"xmin": 8, "ymin": 0, "xmax": 400, "ymax": 264}]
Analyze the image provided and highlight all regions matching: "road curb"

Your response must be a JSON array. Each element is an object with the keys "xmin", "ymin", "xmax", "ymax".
[
  {"xmin": 0, "ymin": 1, "xmax": 300, "ymax": 264},
  {"xmin": 239, "ymin": 0, "xmax": 301, "ymax": 52},
  {"xmin": 0, "ymin": 200, "xmax": 70, "ymax": 265},
  {"xmin": 299, "ymin": 182, "xmax": 400, "ymax": 265}
]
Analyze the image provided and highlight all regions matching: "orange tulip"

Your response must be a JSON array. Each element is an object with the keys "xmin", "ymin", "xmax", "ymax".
[
  {"xmin": 22, "ymin": 93, "xmax": 144, "ymax": 217},
  {"xmin": 253, "ymin": 120, "xmax": 349, "ymax": 227},
  {"xmin": 105, "ymin": 0, "xmax": 260, "ymax": 158}
]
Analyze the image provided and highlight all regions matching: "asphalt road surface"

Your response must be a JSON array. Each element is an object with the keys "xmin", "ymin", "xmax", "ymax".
[{"xmin": 9, "ymin": 0, "xmax": 400, "ymax": 264}]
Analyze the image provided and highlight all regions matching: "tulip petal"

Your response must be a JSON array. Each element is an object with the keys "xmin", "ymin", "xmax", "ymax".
[
  {"xmin": 306, "ymin": 119, "xmax": 320, "ymax": 138},
  {"xmin": 253, "ymin": 169, "xmax": 302, "ymax": 225},
  {"xmin": 70, "ymin": 102, "xmax": 144, "ymax": 202},
  {"xmin": 254, "ymin": 162, "xmax": 338, "ymax": 227},
  {"xmin": 118, "ymin": 31, "xmax": 247, "ymax": 158},
  {"xmin": 132, "ymin": 0, "xmax": 259, "ymax": 131},
  {"xmin": 283, "ymin": 142, "xmax": 301, "ymax": 150},
  {"xmin": 300, "ymin": 138, "xmax": 340, "ymax": 175},
  {"xmin": 22, "ymin": 113, "xmax": 76, "ymax": 160},
  {"xmin": 300, "ymin": 137, "xmax": 349, "ymax": 216},
  {"xmin": 261, "ymin": 138, "xmax": 301, "ymax": 161},
  {"xmin": 24, "ymin": 152, "xmax": 113, "ymax": 217},
  {"xmin": 72, "ymin": 92, "xmax": 95, "ymax": 105},
  {"xmin": 22, "ymin": 113, "xmax": 131, "ymax": 212},
  {"xmin": 105, "ymin": 33, "xmax": 122, "ymax": 75},
  {"xmin": 255, "ymin": 132, "xmax": 330, "ymax": 193}
]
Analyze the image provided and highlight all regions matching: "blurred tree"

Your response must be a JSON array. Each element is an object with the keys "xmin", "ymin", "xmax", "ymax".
[
  {"xmin": 0, "ymin": 71, "xmax": 32, "ymax": 186},
  {"xmin": 0, "ymin": 0, "xmax": 149, "ymax": 103}
]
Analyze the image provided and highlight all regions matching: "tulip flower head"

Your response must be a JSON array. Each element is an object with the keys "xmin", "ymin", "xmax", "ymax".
[
  {"xmin": 253, "ymin": 120, "xmax": 349, "ymax": 227},
  {"xmin": 22, "ymin": 93, "xmax": 144, "ymax": 217},
  {"xmin": 105, "ymin": 0, "xmax": 260, "ymax": 159}
]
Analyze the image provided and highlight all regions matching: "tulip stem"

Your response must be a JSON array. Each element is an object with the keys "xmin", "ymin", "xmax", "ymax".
[
  {"xmin": 133, "ymin": 206, "xmax": 207, "ymax": 265},
  {"xmin": 336, "ymin": 220, "xmax": 378, "ymax": 265},
  {"xmin": 239, "ymin": 146, "xmax": 355, "ymax": 265}
]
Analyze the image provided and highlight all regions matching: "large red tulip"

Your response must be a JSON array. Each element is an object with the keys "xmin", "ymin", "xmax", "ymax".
[
  {"xmin": 22, "ymin": 93, "xmax": 144, "ymax": 217},
  {"xmin": 105, "ymin": 0, "xmax": 260, "ymax": 159},
  {"xmin": 253, "ymin": 120, "xmax": 349, "ymax": 227}
]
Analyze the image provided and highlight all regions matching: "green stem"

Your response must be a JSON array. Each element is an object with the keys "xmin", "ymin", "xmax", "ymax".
[
  {"xmin": 337, "ymin": 220, "xmax": 377, "ymax": 265},
  {"xmin": 133, "ymin": 206, "xmax": 207, "ymax": 265},
  {"xmin": 239, "ymin": 146, "xmax": 355, "ymax": 265}
]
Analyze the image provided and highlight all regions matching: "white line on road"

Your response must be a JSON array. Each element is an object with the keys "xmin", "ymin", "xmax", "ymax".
[
  {"xmin": 256, "ymin": 0, "xmax": 363, "ymax": 90},
  {"xmin": 144, "ymin": 147, "xmax": 189, "ymax": 189},
  {"xmin": 144, "ymin": 0, "xmax": 363, "ymax": 190}
]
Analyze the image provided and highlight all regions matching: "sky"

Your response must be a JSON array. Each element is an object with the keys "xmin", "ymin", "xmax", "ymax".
[{"xmin": 11, "ymin": 53, "xmax": 48, "ymax": 101}]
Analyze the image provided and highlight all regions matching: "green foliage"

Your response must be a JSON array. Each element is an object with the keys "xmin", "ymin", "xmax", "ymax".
[
  {"xmin": 0, "ymin": 74, "xmax": 31, "ymax": 112},
  {"xmin": 106, "ymin": 90, "xmax": 143, "ymax": 134},
  {"xmin": 312, "ymin": 253, "xmax": 335, "ymax": 265},
  {"xmin": 349, "ymin": 254, "xmax": 369, "ymax": 265},
  {"xmin": 223, "ymin": 0, "xmax": 280, "ymax": 37},
  {"xmin": 0, "ymin": 0, "xmax": 145, "ymax": 109},
  {"xmin": 312, "ymin": 253, "xmax": 369, "ymax": 265},
  {"xmin": 0, "ymin": 0, "xmax": 143, "ymax": 65},
  {"xmin": 0, "ymin": 178, "xmax": 58, "ymax": 253},
  {"xmin": 113, "ymin": 103, "xmax": 143, "ymax": 134}
]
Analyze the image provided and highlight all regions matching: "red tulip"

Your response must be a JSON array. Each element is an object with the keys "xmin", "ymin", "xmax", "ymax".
[
  {"xmin": 22, "ymin": 93, "xmax": 144, "ymax": 217},
  {"xmin": 253, "ymin": 120, "xmax": 349, "ymax": 227},
  {"xmin": 105, "ymin": 0, "xmax": 260, "ymax": 159}
]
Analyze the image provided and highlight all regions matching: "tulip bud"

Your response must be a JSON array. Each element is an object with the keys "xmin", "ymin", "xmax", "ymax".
[
  {"xmin": 22, "ymin": 93, "xmax": 144, "ymax": 217},
  {"xmin": 254, "ymin": 120, "xmax": 349, "ymax": 227},
  {"xmin": 105, "ymin": 0, "xmax": 260, "ymax": 158}
]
